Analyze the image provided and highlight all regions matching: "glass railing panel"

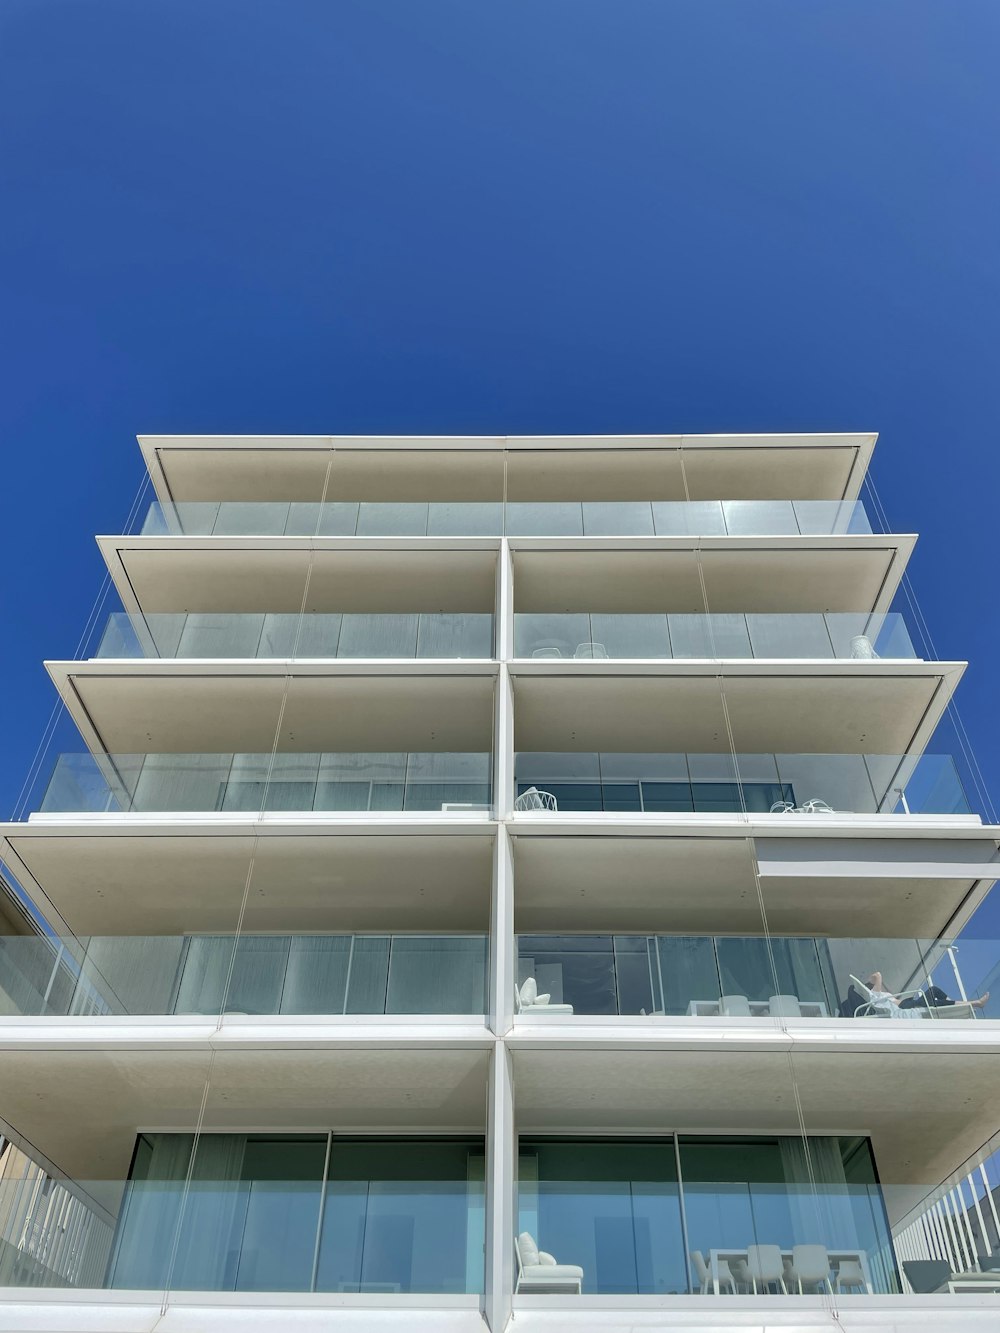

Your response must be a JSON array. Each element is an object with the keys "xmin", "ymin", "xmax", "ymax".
[
  {"xmin": 127, "ymin": 753, "xmax": 232, "ymax": 812},
  {"xmin": 95, "ymin": 613, "xmax": 145, "ymax": 657},
  {"xmin": 337, "ymin": 614, "xmax": 420, "ymax": 657},
  {"xmin": 590, "ymin": 613, "xmax": 672, "ymax": 658},
  {"xmin": 402, "ymin": 752, "xmax": 492, "ymax": 810},
  {"xmin": 505, "ymin": 502, "xmax": 584, "ymax": 537},
  {"xmin": 793, "ymin": 499, "xmax": 874, "ymax": 535},
  {"xmin": 415, "ymin": 612, "xmax": 493, "ymax": 657},
  {"xmin": 318, "ymin": 1139, "xmax": 485, "ymax": 1293},
  {"xmin": 513, "ymin": 614, "xmax": 592, "ymax": 659},
  {"xmin": 512, "ymin": 753, "xmax": 975, "ymax": 817},
  {"xmin": 384, "ymin": 936, "xmax": 488, "ymax": 1013},
  {"xmin": 38, "ymin": 753, "xmax": 136, "ymax": 814},
  {"xmin": 722, "ymin": 500, "xmax": 799, "ymax": 535},
  {"xmin": 0, "ymin": 934, "xmax": 490, "ymax": 1018},
  {"xmin": 176, "ymin": 612, "xmax": 266, "ymax": 657},
  {"xmin": 652, "ymin": 500, "xmax": 726, "ymax": 536},
  {"xmin": 139, "ymin": 497, "xmax": 878, "ymax": 538},
  {"xmin": 746, "ymin": 613, "xmax": 835, "ymax": 659},
  {"xmin": 95, "ymin": 612, "xmax": 493, "ymax": 659},
  {"xmin": 427, "ymin": 501, "xmax": 504, "ymax": 536},
  {"xmin": 581, "ymin": 502, "xmax": 655, "ymax": 536},
  {"xmin": 669, "ymin": 613, "xmax": 753, "ymax": 658},
  {"xmin": 356, "ymin": 502, "xmax": 429, "ymax": 536},
  {"xmin": 513, "ymin": 934, "xmax": 996, "ymax": 1022}
]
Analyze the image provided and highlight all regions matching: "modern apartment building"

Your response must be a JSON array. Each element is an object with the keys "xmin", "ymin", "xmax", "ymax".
[{"xmin": 1, "ymin": 432, "xmax": 999, "ymax": 1331}]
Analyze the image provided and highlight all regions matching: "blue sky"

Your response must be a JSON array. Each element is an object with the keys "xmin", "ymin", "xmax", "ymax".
[{"xmin": 1, "ymin": 0, "xmax": 999, "ymax": 822}]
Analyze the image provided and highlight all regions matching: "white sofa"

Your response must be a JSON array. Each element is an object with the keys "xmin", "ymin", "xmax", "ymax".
[
  {"xmin": 515, "ymin": 977, "xmax": 573, "ymax": 1014},
  {"xmin": 515, "ymin": 1231, "xmax": 584, "ymax": 1293}
]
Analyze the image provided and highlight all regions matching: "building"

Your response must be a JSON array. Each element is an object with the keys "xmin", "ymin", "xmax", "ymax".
[{"xmin": 1, "ymin": 431, "xmax": 999, "ymax": 1332}]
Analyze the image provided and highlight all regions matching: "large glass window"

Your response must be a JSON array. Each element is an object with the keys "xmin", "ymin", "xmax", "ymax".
[
  {"xmin": 518, "ymin": 1139, "xmax": 686, "ymax": 1294},
  {"xmin": 110, "ymin": 1134, "xmax": 485, "ymax": 1294},
  {"xmin": 516, "ymin": 1135, "xmax": 897, "ymax": 1296}
]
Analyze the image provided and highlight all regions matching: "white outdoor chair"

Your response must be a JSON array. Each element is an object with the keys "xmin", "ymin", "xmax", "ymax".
[
  {"xmin": 768, "ymin": 995, "xmax": 803, "ymax": 1018},
  {"xmin": 746, "ymin": 1243, "xmax": 788, "ymax": 1294},
  {"xmin": 848, "ymin": 974, "xmax": 924, "ymax": 1019},
  {"xmin": 835, "ymin": 1258, "xmax": 871, "ymax": 1293},
  {"xmin": 690, "ymin": 1249, "xmax": 736, "ymax": 1294},
  {"xmin": 531, "ymin": 647, "xmax": 563, "ymax": 659},
  {"xmin": 850, "ymin": 634, "xmax": 879, "ymax": 660},
  {"xmin": 574, "ymin": 641, "xmax": 608, "ymax": 659},
  {"xmin": 515, "ymin": 976, "xmax": 573, "ymax": 1014},
  {"xmin": 514, "ymin": 787, "xmax": 558, "ymax": 812},
  {"xmin": 800, "ymin": 798, "xmax": 836, "ymax": 814},
  {"xmin": 784, "ymin": 1244, "xmax": 832, "ymax": 1293},
  {"xmin": 720, "ymin": 994, "xmax": 752, "ymax": 1017},
  {"xmin": 515, "ymin": 1231, "xmax": 583, "ymax": 1293},
  {"xmin": 770, "ymin": 799, "xmax": 797, "ymax": 813}
]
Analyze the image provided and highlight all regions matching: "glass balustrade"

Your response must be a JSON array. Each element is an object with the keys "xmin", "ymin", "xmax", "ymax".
[
  {"xmin": 515, "ymin": 934, "xmax": 995, "ymax": 1021},
  {"xmin": 0, "ymin": 1135, "xmax": 485, "ymax": 1293},
  {"xmin": 517, "ymin": 1134, "xmax": 897, "ymax": 1295},
  {"xmin": 96, "ymin": 612, "xmax": 495, "ymax": 660},
  {"xmin": 0, "ymin": 933, "xmax": 488, "ymax": 1018},
  {"xmin": 514, "ymin": 613, "xmax": 916, "ymax": 661},
  {"xmin": 513, "ymin": 752, "xmax": 974, "ymax": 817},
  {"xmin": 39, "ymin": 752, "xmax": 493, "ymax": 815},
  {"xmin": 141, "ymin": 498, "xmax": 874, "ymax": 539}
]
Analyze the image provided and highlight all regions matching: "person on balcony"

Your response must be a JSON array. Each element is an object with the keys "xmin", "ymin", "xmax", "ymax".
[{"xmin": 863, "ymin": 970, "xmax": 989, "ymax": 1016}]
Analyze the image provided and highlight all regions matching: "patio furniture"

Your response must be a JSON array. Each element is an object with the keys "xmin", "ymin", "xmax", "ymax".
[
  {"xmin": 903, "ymin": 1259, "xmax": 951, "ymax": 1293},
  {"xmin": 531, "ymin": 647, "xmax": 563, "ymax": 659},
  {"xmin": 514, "ymin": 787, "xmax": 558, "ymax": 812},
  {"xmin": 850, "ymin": 634, "xmax": 879, "ymax": 659},
  {"xmin": 849, "ymin": 974, "xmax": 980, "ymax": 1021},
  {"xmin": 768, "ymin": 994, "xmax": 803, "ymax": 1018},
  {"xmin": 720, "ymin": 994, "xmax": 751, "ymax": 1016},
  {"xmin": 746, "ymin": 1243, "xmax": 788, "ymax": 1294},
  {"xmin": 515, "ymin": 1231, "xmax": 583, "ymax": 1293},
  {"xmin": 784, "ymin": 1244, "xmax": 832, "ymax": 1293},
  {"xmin": 834, "ymin": 1258, "xmax": 870, "ymax": 1293},
  {"xmin": 708, "ymin": 1247, "xmax": 870, "ymax": 1296},
  {"xmin": 690, "ymin": 1249, "xmax": 736, "ymax": 1294},
  {"xmin": 515, "ymin": 976, "xmax": 573, "ymax": 1014},
  {"xmin": 574, "ymin": 641, "xmax": 608, "ymax": 659}
]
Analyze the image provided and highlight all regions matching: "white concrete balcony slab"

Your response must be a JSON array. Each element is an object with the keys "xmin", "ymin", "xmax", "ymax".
[
  {"xmin": 138, "ymin": 433, "xmax": 876, "ymax": 504},
  {"xmin": 0, "ymin": 1026, "xmax": 493, "ymax": 1182},
  {"xmin": 0, "ymin": 821, "xmax": 496, "ymax": 935},
  {"xmin": 511, "ymin": 660, "xmax": 964, "ymax": 760},
  {"xmin": 97, "ymin": 536, "xmax": 500, "ymax": 620},
  {"xmin": 509, "ymin": 823, "xmax": 1000, "ymax": 937},
  {"xmin": 44, "ymin": 660, "xmax": 497, "ymax": 758}
]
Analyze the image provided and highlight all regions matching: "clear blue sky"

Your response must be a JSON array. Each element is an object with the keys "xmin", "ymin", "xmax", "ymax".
[{"xmin": 1, "ymin": 0, "xmax": 999, "ymax": 821}]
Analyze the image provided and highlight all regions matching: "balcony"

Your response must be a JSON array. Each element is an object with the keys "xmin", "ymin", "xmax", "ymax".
[
  {"xmin": 141, "ymin": 496, "xmax": 874, "ymax": 538},
  {"xmin": 0, "ymin": 1134, "xmax": 485, "ymax": 1295},
  {"xmin": 38, "ymin": 752, "xmax": 493, "ymax": 816},
  {"xmin": 515, "ymin": 933, "xmax": 995, "ymax": 1021},
  {"xmin": 516, "ymin": 1133, "xmax": 896, "ymax": 1295},
  {"xmin": 0, "ymin": 933, "xmax": 488, "ymax": 1019},
  {"xmin": 96, "ymin": 611, "xmax": 495, "ymax": 660},
  {"xmin": 513, "ymin": 752, "xmax": 975, "ymax": 818},
  {"xmin": 514, "ymin": 612, "xmax": 916, "ymax": 661},
  {"xmin": 138, "ymin": 433, "xmax": 876, "ymax": 506}
]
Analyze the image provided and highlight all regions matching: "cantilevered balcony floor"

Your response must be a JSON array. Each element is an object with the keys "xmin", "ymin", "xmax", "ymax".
[
  {"xmin": 507, "ymin": 1037, "xmax": 1000, "ymax": 1215},
  {"xmin": 0, "ymin": 1032, "xmax": 492, "ymax": 1184},
  {"xmin": 511, "ymin": 660, "xmax": 964, "ymax": 760},
  {"xmin": 0, "ymin": 822, "xmax": 496, "ymax": 935},
  {"xmin": 509, "ymin": 824, "xmax": 999, "ymax": 938},
  {"xmin": 97, "ymin": 533, "xmax": 913, "ymax": 624},
  {"xmin": 138, "ymin": 433, "xmax": 876, "ymax": 504},
  {"xmin": 45, "ymin": 660, "xmax": 496, "ymax": 757}
]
